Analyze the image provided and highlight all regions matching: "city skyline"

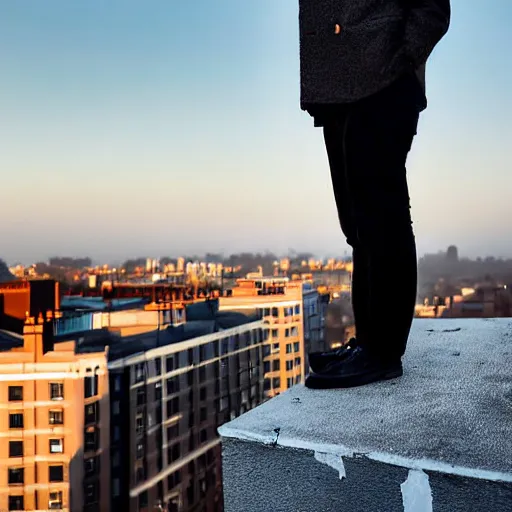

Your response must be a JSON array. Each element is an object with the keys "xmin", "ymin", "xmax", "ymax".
[{"xmin": 1, "ymin": 0, "xmax": 512, "ymax": 263}]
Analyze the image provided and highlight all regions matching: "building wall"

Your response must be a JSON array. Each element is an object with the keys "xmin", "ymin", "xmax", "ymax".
[
  {"xmin": 108, "ymin": 321, "xmax": 265, "ymax": 512},
  {"xmin": 0, "ymin": 318, "xmax": 109, "ymax": 512},
  {"xmin": 220, "ymin": 281, "xmax": 306, "ymax": 397}
]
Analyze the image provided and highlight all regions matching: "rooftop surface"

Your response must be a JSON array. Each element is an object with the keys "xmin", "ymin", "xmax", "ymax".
[
  {"xmin": 219, "ymin": 318, "xmax": 512, "ymax": 482},
  {"xmin": 57, "ymin": 299, "xmax": 261, "ymax": 359}
]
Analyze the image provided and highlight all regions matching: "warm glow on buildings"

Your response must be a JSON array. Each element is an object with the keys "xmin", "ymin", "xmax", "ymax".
[{"xmin": 0, "ymin": 316, "xmax": 110, "ymax": 512}]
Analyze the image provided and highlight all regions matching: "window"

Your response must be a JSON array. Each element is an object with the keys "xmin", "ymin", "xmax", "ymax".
[
  {"xmin": 49, "ymin": 491, "xmax": 63, "ymax": 509},
  {"xmin": 85, "ymin": 402, "xmax": 99, "ymax": 424},
  {"xmin": 84, "ymin": 427, "xmax": 99, "ymax": 451},
  {"xmin": 9, "ymin": 413, "xmax": 23, "ymax": 429},
  {"xmin": 285, "ymin": 328, "xmax": 290, "ymax": 338},
  {"xmin": 286, "ymin": 344, "xmax": 292, "ymax": 354},
  {"xmin": 136, "ymin": 466, "xmax": 145, "ymax": 483},
  {"xmin": 155, "ymin": 357, "xmax": 162, "ymax": 376},
  {"xmin": 166, "ymin": 377, "xmax": 179, "ymax": 395},
  {"xmin": 49, "ymin": 465, "xmax": 64, "ymax": 482},
  {"xmin": 8, "ymin": 386, "xmax": 23, "ymax": 401},
  {"xmin": 8, "ymin": 496, "xmax": 24, "ymax": 510},
  {"xmin": 49, "ymin": 439, "xmax": 63, "ymax": 453},
  {"xmin": 112, "ymin": 452, "xmax": 120, "ymax": 468},
  {"xmin": 49, "ymin": 383, "xmax": 64, "ymax": 400},
  {"xmin": 84, "ymin": 482, "xmax": 98, "ymax": 505},
  {"xmin": 8, "ymin": 468, "xmax": 24, "ymax": 485},
  {"xmin": 155, "ymin": 382, "xmax": 162, "ymax": 401},
  {"xmin": 287, "ymin": 377, "xmax": 294, "ymax": 388},
  {"xmin": 200, "ymin": 407, "xmax": 207, "ymax": 422},
  {"xmin": 286, "ymin": 360, "xmax": 293, "ymax": 371},
  {"xmin": 136, "ymin": 388, "xmax": 146, "ymax": 407},
  {"xmin": 168, "ymin": 443, "xmax": 180, "ymax": 463},
  {"xmin": 9, "ymin": 441, "xmax": 23, "ymax": 457},
  {"xmin": 166, "ymin": 355, "xmax": 175, "ymax": 373},
  {"xmin": 49, "ymin": 410, "xmax": 63, "ymax": 425},
  {"xmin": 199, "ymin": 366, "xmax": 206, "ymax": 383},
  {"xmin": 189, "ymin": 432, "xmax": 196, "ymax": 451},
  {"xmin": 167, "ymin": 424, "xmax": 179, "ymax": 441},
  {"xmin": 135, "ymin": 414, "xmax": 144, "ymax": 435},
  {"xmin": 84, "ymin": 373, "xmax": 98, "ymax": 398},
  {"xmin": 263, "ymin": 361, "xmax": 270, "ymax": 374},
  {"xmin": 84, "ymin": 456, "xmax": 99, "ymax": 477},
  {"xmin": 200, "ymin": 387, "xmax": 207, "ymax": 401},
  {"xmin": 294, "ymin": 304, "xmax": 301, "ymax": 315},
  {"xmin": 134, "ymin": 363, "xmax": 145, "ymax": 383},
  {"xmin": 272, "ymin": 307, "xmax": 279, "ymax": 317},
  {"xmin": 114, "ymin": 375, "xmax": 122, "ymax": 392},
  {"xmin": 272, "ymin": 360, "xmax": 280, "ymax": 372},
  {"xmin": 136, "ymin": 442, "xmax": 145, "ymax": 460},
  {"xmin": 112, "ymin": 478, "xmax": 120, "ymax": 497},
  {"xmin": 272, "ymin": 377, "xmax": 281, "ymax": 389},
  {"xmin": 113, "ymin": 425, "xmax": 120, "ymax": 441},
  {"xmin": 138, "ymin": 491, "xmax": 148, "ymax": 511},
  {"xmin": 295, "ymin": 357, "xmax": 301, "ymax": 366},
  {"xmin": 112, "ymin": 400, "xmax": 120, "ymax": 415},
  {"xmin": 272, "ymin": 343, "xmax": 280, "ymax": 352},
  {"xmin": 294, "ymin": 342, "xmax": 300, "ymax": 353},
  {"xmin": 167, "ymin": 397, "xmax": 179, "ymax": 418}
]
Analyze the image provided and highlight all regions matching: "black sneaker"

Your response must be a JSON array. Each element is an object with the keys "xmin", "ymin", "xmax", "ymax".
[
  {"xmin": 305, "ymin": 346, "xmax": 403, "ymax": 389},
  {"xmin": 308, "ymin": 338, "xmax": 360, "ymax": 374}
]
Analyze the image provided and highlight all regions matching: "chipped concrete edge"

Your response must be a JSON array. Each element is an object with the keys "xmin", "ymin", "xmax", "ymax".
[
  {"xmin": 314, "ymin": 451, "xmax": 346, "ymax": 480},
  {"xmin": 218, "ymin": 425, "xmax": 512, "ymax": 484}
]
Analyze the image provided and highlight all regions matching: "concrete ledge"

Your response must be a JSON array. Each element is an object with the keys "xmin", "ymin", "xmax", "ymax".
[{"xmin": 219, "ymin": 319, "xmax": 512, "ymax": 512}]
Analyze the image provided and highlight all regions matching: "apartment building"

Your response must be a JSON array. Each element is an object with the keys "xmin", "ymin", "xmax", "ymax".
[
  {"xmin": 302, "ymin": 283, "xmax": 330, "ymax": 370},
  {"xmin": 104, "ymin": 300, "xmax": 265, "ymax": 512},
  {"xmin": 219, "ymin": 277, "xmax": 305, "ymax": 398},
  {"xmin": 0, "ymin": 315, "xmax": 110, "ymax": 512}
]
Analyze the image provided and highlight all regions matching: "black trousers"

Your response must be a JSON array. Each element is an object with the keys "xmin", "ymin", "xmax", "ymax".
[{"xmin": 321, "ymin": 74, "xmax": 421, "ymax": 361}]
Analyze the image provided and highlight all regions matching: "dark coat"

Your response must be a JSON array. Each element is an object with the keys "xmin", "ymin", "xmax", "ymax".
[{"xmin": 299, "ymin": 0, "xmax": 451, "ymax": 107}]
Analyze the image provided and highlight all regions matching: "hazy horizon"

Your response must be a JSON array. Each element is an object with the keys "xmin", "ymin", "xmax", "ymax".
[
  {"xmin": 6, "ymin": 246, "xmax": 512, "ymax": 269},
  {"xmin": 2, "ymin": 1, "xmax": 511, "ymax": 264}
]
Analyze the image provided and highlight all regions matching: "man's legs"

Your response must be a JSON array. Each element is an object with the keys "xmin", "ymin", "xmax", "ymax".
[
  {"xmin": 343, "ymin": 81, "xmax": 419, "ymax": 361},
  {"xmin": 323, "ymin": 113, "xmax": 371, "ymax": 347}
]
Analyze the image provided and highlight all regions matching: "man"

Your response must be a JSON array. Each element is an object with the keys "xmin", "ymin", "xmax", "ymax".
[{"xmin": 301, "ymin": 0, "xmax": 451, "ymax": 389}]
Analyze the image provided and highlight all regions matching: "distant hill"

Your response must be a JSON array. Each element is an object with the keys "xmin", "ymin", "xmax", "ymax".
[{"xmin": 0, "ymin": 259, "xmax": 15, "ymax": 283}]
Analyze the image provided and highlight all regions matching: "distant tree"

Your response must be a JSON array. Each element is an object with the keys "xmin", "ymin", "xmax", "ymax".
[
  {"xmin": 0, "ymin": 259, "xmax": 15, "ymax": 282},
  {"xmin": 48, "ymin": 257, "xmax": 92, "ymax": 268}
]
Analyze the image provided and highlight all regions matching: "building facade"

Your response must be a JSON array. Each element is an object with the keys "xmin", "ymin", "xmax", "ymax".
[
  {"xmin": 0, "ymin": 316, "xmax": 110, "ymax": 512},
  {"xmin": 302, "ymin": 284, "xmax": 329, "ymax": 371},
  {"xmin": 107, "ymin": 308, "xmax": 265, "ymax": 512},
  {"xmin": 220, "ymin": 278, "xmax": 305, "ymax": 398}
]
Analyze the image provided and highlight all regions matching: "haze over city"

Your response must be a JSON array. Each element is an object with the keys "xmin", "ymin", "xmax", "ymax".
[{"xmin": 2, "ymin": 0, "xmax": 511, "ymax": 264}]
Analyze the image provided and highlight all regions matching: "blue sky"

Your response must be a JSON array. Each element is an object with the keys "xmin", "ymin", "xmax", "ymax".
[{"xmin": 1, "ymin": 0, "xmax": 511, "ymax": 264}]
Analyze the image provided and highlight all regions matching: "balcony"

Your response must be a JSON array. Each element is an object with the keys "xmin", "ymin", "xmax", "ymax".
[{"xmin": 219, "ymin": 318, "xmax": 512, "ymax": 512}]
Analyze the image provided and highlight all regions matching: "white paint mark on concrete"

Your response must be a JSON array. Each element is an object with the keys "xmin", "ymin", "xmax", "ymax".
[
  {"xmin": 401, "ymin": 469, "xmax": 433, "ymax": 512},
  {"xmin": 314, "ymin": 452, "xmax": 346, "ymax": 480}
]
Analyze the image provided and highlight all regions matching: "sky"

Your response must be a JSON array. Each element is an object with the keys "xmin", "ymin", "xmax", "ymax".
[{"xmin": 1, "ymin": 0, "xmax": 511, "ymax": 265}]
